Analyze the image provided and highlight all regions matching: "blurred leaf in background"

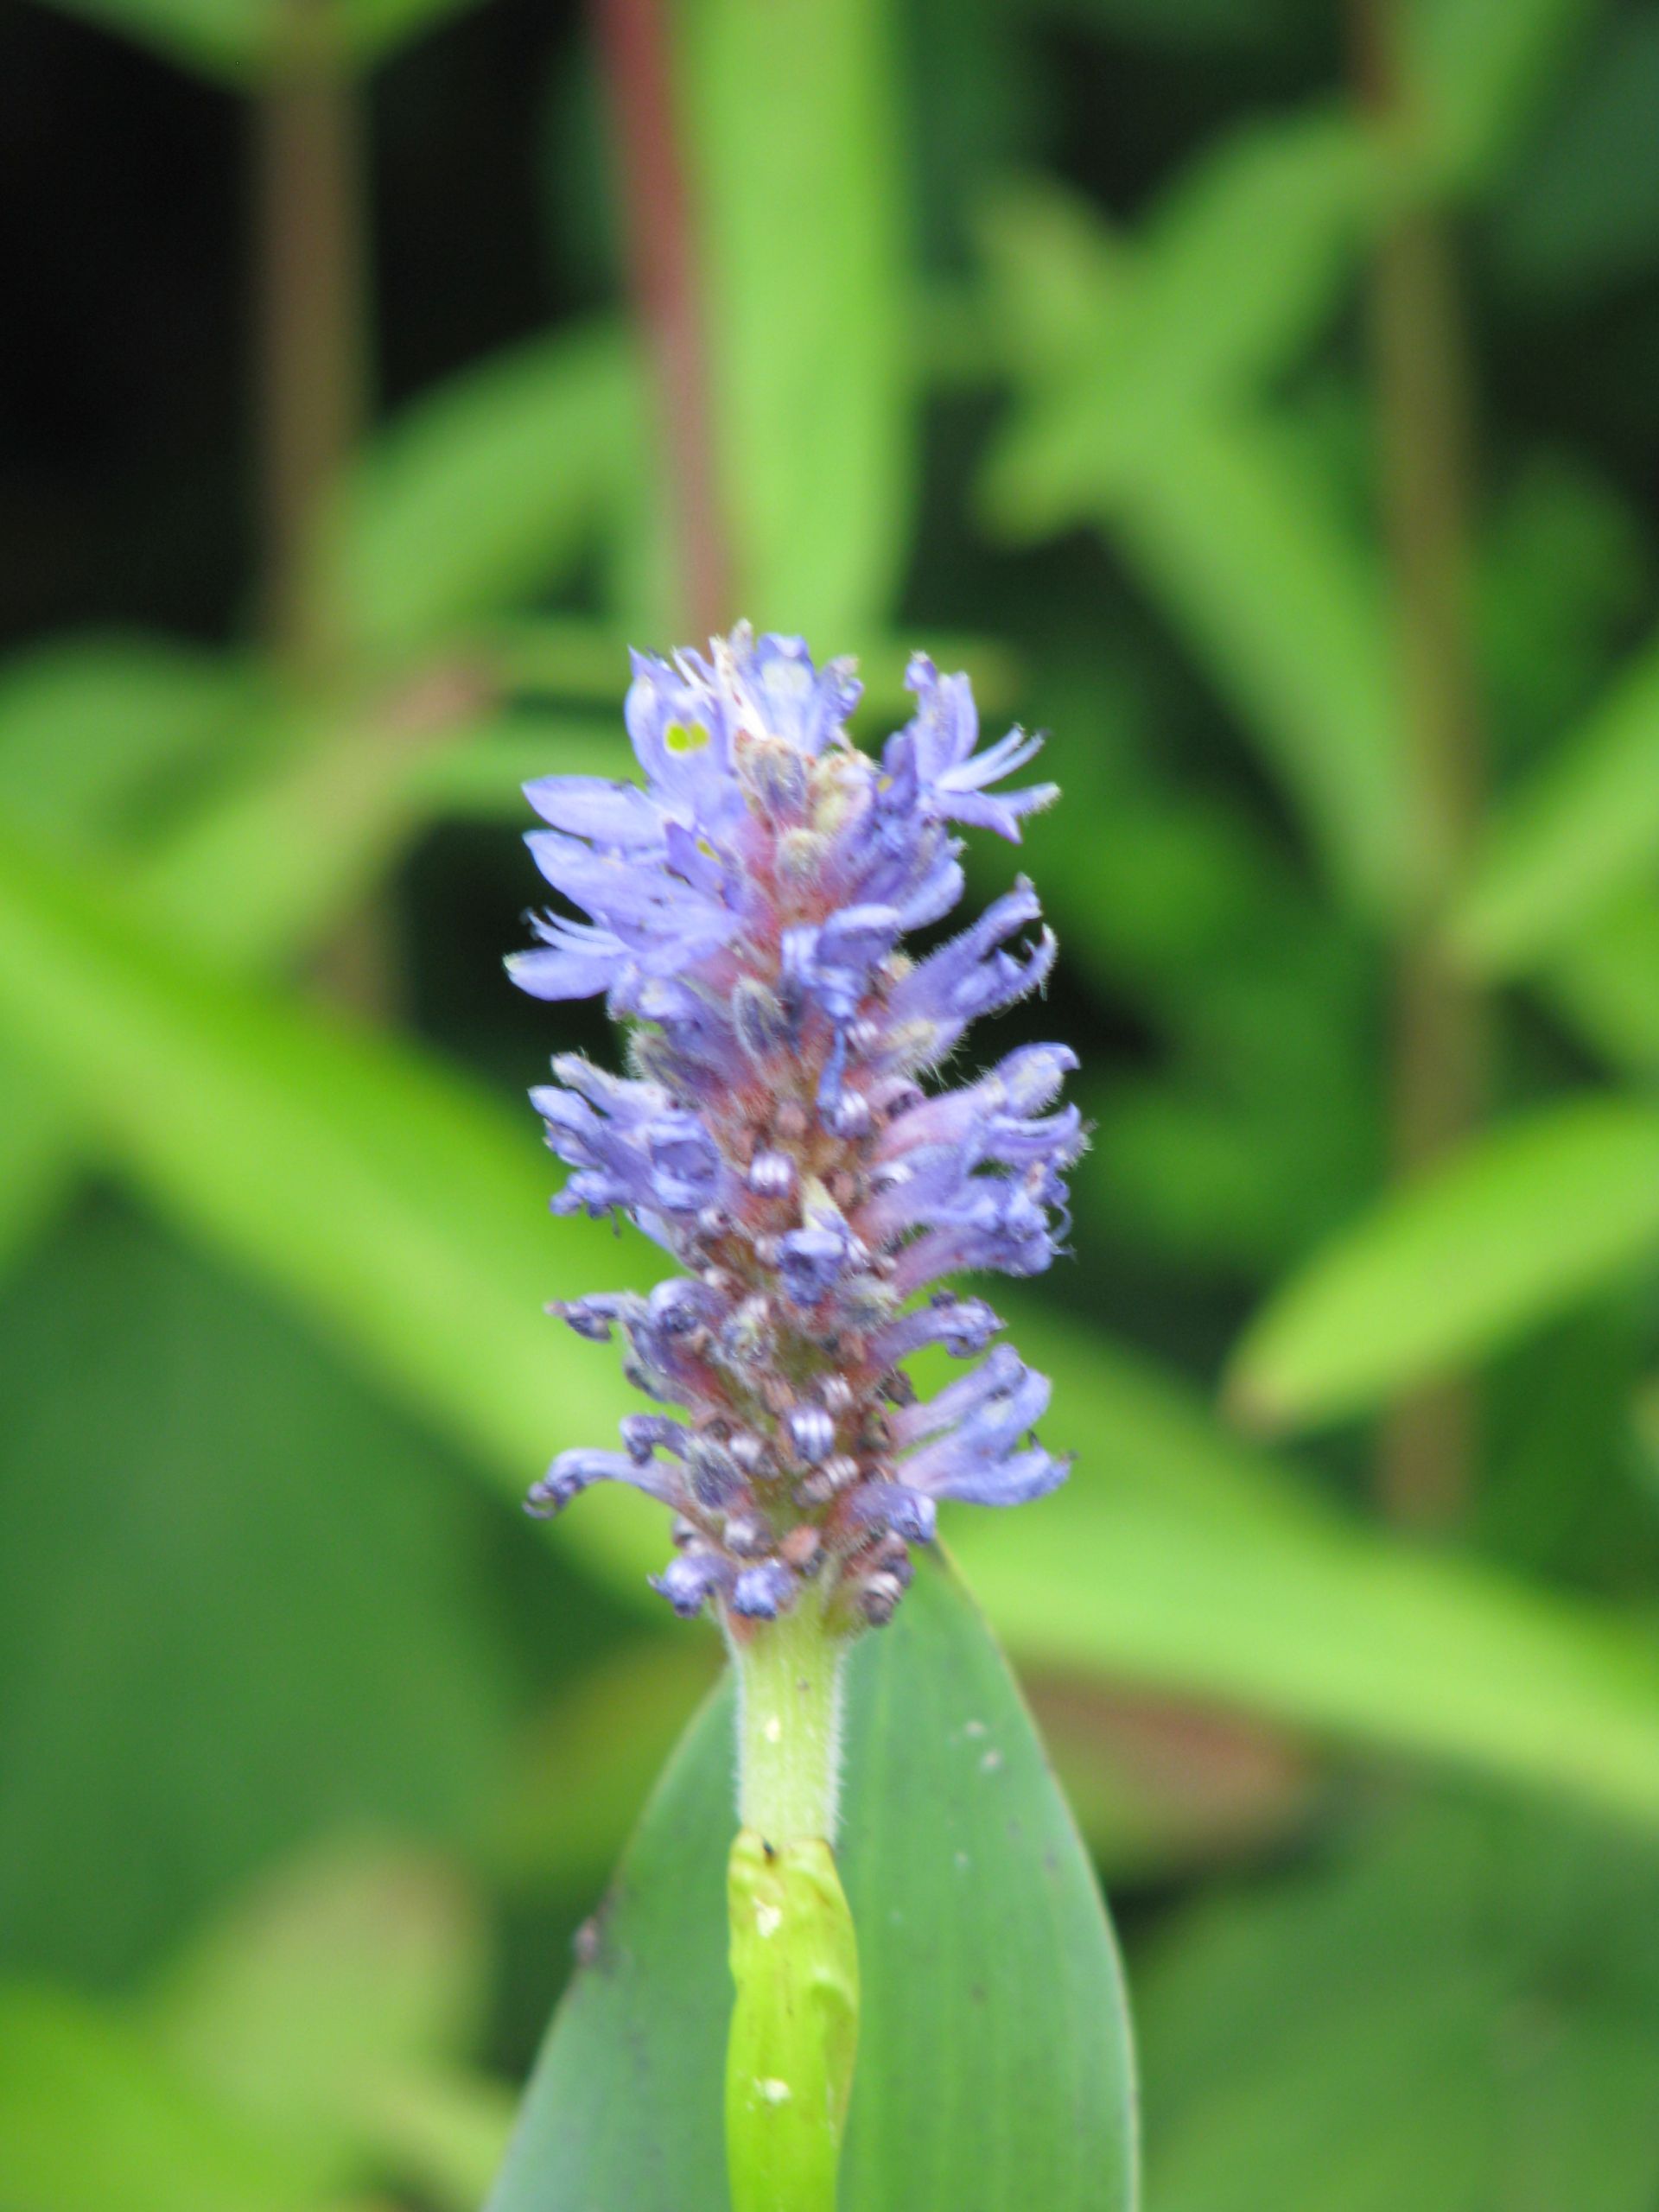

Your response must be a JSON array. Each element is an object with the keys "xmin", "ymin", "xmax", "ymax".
[
  {"xmin": 1, "ymin": 1842, "xmax": 513, "ymax": 2212},
  {"xmin": 0, "ymin": 1205, "xmax": 511, "ymax": 1989},
  {"xmin": 1139, "ymin": 1793, "xmax": 1659, "ymax": 2211}
]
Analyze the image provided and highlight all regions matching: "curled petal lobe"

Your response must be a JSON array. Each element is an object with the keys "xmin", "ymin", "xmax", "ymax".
[
  {"xmin": 731, "ymin": 1560, "xmax": 800, "ymax": 1619},
  {"xmin": 652, "ymin": 1552, "xmax": 731, "ymax": 1617},
  {"xmin": 930, "ymin": 1446, "xmax": 1071, "ymax": 1509}
]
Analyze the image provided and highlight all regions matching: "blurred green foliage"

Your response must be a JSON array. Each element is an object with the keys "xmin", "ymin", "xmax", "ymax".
[{"xmin": 4, "ymin": 0, "xmax": 1659, "ymax": 2202}]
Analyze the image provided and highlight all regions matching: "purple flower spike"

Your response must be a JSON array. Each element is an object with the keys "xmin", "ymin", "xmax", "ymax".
[{"xmin": 512, "ymin": 626, "xmax": 1080, "ymax": 1628}]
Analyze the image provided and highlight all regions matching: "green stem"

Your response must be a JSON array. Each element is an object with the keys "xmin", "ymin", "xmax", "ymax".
[
  {"xmin": 734, "ymin": 1592, "xmax": 848, "ymax": 1845},
  {"xmin": 726, "ymin": 1598, "xmax": 859, "ymax": 2212}
]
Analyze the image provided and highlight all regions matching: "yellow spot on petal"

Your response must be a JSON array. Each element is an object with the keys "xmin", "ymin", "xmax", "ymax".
[{"xmin": 664, "ymin": 720, "xmax": 710, "ymax": 754}]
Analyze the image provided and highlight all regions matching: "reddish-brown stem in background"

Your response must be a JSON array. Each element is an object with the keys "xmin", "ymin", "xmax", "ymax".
[
  {"xmin": 253, "ymin": 0, "xmax": 368, "ymax": 681},
  {"xmin": 1351, "ymin": 0, "xmax": 1488, "ymax": 1529},
  {"xmin": 593, "ymin": 0, "xmax": 732, "ymax": 639},
  {"xmin": 255, "ymin": 0, "xmax": 403, "ymax": 1014}
]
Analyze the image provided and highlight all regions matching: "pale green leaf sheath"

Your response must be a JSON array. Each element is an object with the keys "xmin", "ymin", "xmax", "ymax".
[{"xmin": 727, "ymin": 1596, "xmax": 859, "ymax": 2212}]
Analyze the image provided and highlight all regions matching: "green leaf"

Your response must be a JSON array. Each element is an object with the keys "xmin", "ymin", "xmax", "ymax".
[
  {"xmin": 144, "ymin": 1844, "xmax": 511, "ymax": 2211},
  {"xmin": 1107, "ymin": 415, "xmax": 1406, "ymax": 913},
  {"xmin": 347, "ymin": 2067, "xmax": 515, "ymax": 2212},
  {"xmin": 978, "ymin": 155, "xmax": 1408, "ymax": 914},
  {"xmin": 686, "ymin": 0, "xmax": 913, "ymax": 637},
  {"xmin": 979, "ymin": 115, "xmax": 1380, "ymax": 461},
  {"xmin": 333, "ymin": 323, "xmax": 641, "ymax": 658},
  {"xmin": 1480, "ymin": 1300, "xmax": 1656, "ymax": 1581},
  {"xmin": 491, "ymin": 1638, "xmax": 719, "ymax": 1895},
  {"xmin": 30, "ymin": 0, "xmax": 518, "ymax": 86},
  {"xmin": 1541, "ymin": 887, "xmax": 1659, "ymax": 1079},
  {"xmin": 1033, "ymin": 0, "xmax": 1306, "ymax": 48},
  {"xmin": 973, "ymin": 179, "xmax": 1130, "ymax": 387},
  {"xmin": 1408, "ymin": 0, "xmax": 1604, "ymax": 199},
  {"xmin": 0, "ymin": 1849, "xmax": 512, "ymax": 2212},
  {"xmin": 1084, "ymin": 1070, "xmax": 1374, "ymax": 1274},
  {"xmin": 146, "ymin": 1844, "xmax": 488, "ymax": 2148},
  {"xmin": 0, "ymin": 1206, "xmax": 511, "ymax": 1986},
  {"xmin": 1138, "ymin": 1794, "xmax": 1659, "ymax": 2212},
  {"xmin": 499, "ymin": 1632, "xmax": 1307, "ymax": 1898},
  {"xmin": 25, "ymin": 0, "xmax": 493, "ymax": 81},
  {"xmin": 0, "ymin": 660, "xmax": 488, "ymax": 1286},
  {"xmin": 957, "ymin": 1308, "xmax": 1659, "ymax": 1827},
  {"xmin": 0, "ymin": 1049, "xmax": 78, "ymax": 1277},
  {"xmin": 0, "ymin": 631, "xmax": 252, "ymax": 1270},
  {"xmin": 1493, "ymin": 9, "xmax": 1659, "ymax": 303},
  {"xmin": 985, "ymin": 401, "xmax": 1406, "ymax": 910},
  {"xmin": 131, "ymin": 691, "xmax": 481, "ymax": 975},
  {"xmin": 486, "ymin": 1556, "xmax": 1138, "ymax": 2212},
  {"xmin": 1227, "ymin": 1098, "xmax": 1659, "ymax": 1429},
  {"xmin": 1125, "ymin": 112, "xmax": 1380, "ymax": 410},
  {"xmin": 0, "ymin": 624, "xmax": 488, "ymax": 978},
  {"xmin": 1028, "ymin": 715, "xmax": 1381, "ymax": 1274},
  {"xmin": 1452, "ymin": 630, "xmax": 1659, "ymax": 974},
  {"xmin": 0, "ymin": 632, "xmax": 267, "ymax": 850},
  {"xmin": 0, "ymin": 1982, "xmax": 318, "ymax": 2212},
  {"xmin": 1478, "ymin": 452, "xmax": 1651, "ymax": 756},
  {"xmin": 339, "ymin": 0, "xmax": 488, "ymax": 65},
  {"xmin": 22, "ymin": 0, "xmax": 275, "ymax": 84},
  {"xmin": 0, "ymin": 816, "xmax": 664, "ymax": 1591}
]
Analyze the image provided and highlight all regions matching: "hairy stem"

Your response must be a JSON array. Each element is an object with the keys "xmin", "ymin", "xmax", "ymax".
[
  {"xmin": 734, "ymin": 1593, "xmax": 848, "ymax": 1844},
  {"xmin": 1353, "ymin": 0, "xmax": 1488, "ymax": 1529},
  {"xmin": 727, "ymin": 1599, "xmax": 858, "ymax": 2212}
]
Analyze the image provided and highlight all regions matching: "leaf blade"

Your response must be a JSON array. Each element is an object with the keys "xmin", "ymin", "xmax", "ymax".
[
  {"xmin": 332, "ymin": 324, "xmax": 641, "ymax": 657},
  {"xmin": 0, "ymin": 815, "xmax": 661, "ymax": 1601},
  {"xmin": 487, "ymin": 1557, "xmax": 1138, "ymax": 2212},
  {"xmin": 687, "ymin": 0, "xmax": 913, "ymax": 637},
  {"xmin": 957, "ymin": 1311, "xmax": 1659, "ymax": 1828},
  {"xmin": 1452, "ymin": 632, "xmax": 1659, "ymax": 973},
  {"xmin": 1227, "ymin": 1098, "xmax": 1659, "ymax": 1428}
]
